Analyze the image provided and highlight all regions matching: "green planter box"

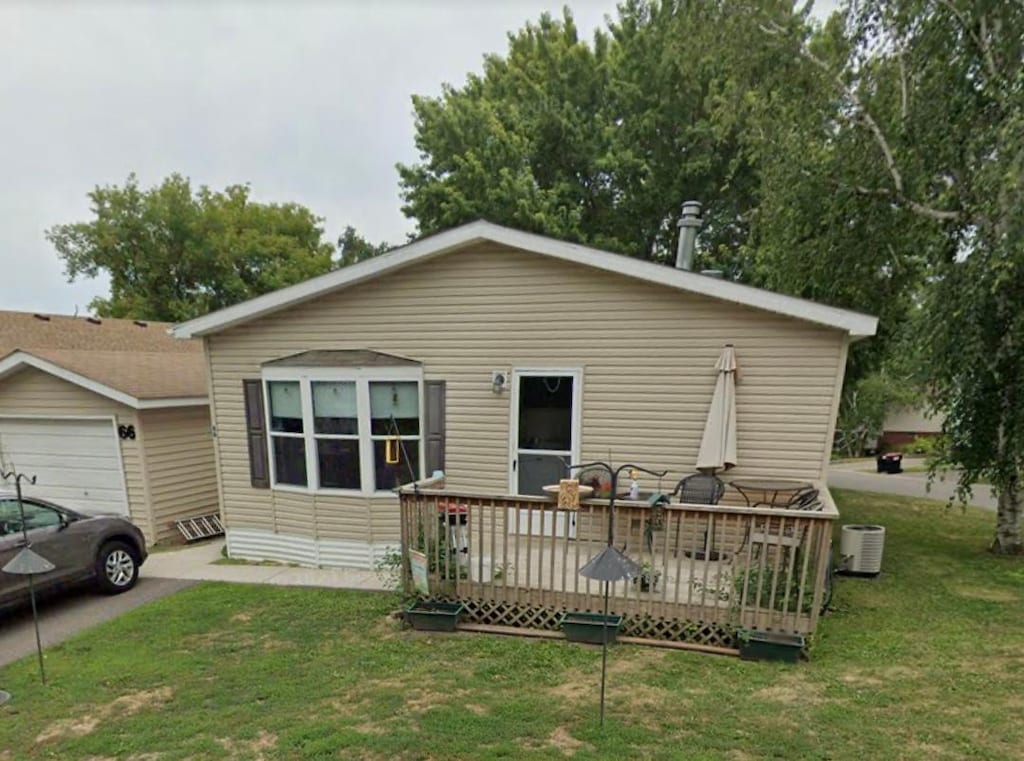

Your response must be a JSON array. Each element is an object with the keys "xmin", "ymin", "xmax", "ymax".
[
  {"xmin": 736, "ymin": 629, "xmax": 805, "ymax": 663},
  {"xmin": 561, "ymin": 612, "xmax": 623, "ymax": 644},
  {"xmin": 404, "ymin": 601, "xmax": 464, "ymax": 632}
]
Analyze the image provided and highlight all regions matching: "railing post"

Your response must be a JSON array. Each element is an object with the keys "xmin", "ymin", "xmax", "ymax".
[{"xmin": 808, "ymin": 520, "xmax": 832, "ymax": 630}]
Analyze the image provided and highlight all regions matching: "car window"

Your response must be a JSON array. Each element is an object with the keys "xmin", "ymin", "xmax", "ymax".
[
  {"xmin": 0, "ymin": 500, "xmax": 20, "ymax": 537},
  {"xmin": 0, "ymin": 499, "xmax": 62, "ymax": 536}
]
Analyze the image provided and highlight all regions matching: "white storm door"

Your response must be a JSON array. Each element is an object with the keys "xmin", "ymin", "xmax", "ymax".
[{"xmin": 508, "ymin": 370, "xmax": 581, "ymax": 539}]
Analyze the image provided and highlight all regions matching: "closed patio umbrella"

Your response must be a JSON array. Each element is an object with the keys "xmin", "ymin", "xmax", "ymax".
[{"xmin": 696, "ymin": 344, "xmax": 738, "ymax": 473}]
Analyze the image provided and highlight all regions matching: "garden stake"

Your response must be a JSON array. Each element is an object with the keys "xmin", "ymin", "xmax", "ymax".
[
  {"xmin": 574, "ymin": 460, "xmax": 667, "ymax": 727},
  {"xmin": 1, "ymin": 470, "xmax": 53, "ymax": 685}
]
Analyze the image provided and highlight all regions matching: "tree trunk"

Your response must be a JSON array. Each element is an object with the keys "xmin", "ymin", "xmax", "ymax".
[{"xmin": 991, "ymin": 476, "xmax": 1023, "ymax": 555}]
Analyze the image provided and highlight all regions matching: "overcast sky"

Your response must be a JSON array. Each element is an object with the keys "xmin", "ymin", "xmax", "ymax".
[{"xmin": 0, "ymin": 1, "xmax": 839, "ymax": 316}]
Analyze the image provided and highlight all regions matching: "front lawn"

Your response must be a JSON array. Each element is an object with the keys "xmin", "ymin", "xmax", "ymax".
[{"xmin": 2, "ymin": 491, "xmax": 1022, "ymax": 760}]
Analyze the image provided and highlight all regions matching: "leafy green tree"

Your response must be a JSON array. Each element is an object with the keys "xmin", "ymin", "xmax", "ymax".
[
  {"xmin": 398, "ymin": 2, "xmax": 798, "ymax": 263},
  {"xmin": 48, "ymin": 174, "xmax": 336, "ymax": 322},
  {"xmin": 398, "ymin": 10, "xmax": 612, "ymax": 248},
  {"xmin": 834, "ymin": 371, "xmax": 919, "ymax": 458},
  {"xmin": 336, "ymin": 225, "xmax": 391, "ymax": 267},
  {"xmin": 758, "ymin": 1, "xmax": 1024, "ymax": 552}
]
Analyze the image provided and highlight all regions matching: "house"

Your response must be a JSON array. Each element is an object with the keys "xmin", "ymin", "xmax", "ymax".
[
  {"xmin": 881, "ymin": 404, "xmax": 943, "ymax": 449},
  {"xmin": 173, "ymin": 220, "xmax": 877, "ymax": 570},
  {"xmin": 0, "ymin": 311, "xmax": 217, "ymax": 544}
]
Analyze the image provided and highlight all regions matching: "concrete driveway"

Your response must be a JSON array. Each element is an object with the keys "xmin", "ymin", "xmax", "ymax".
[
  {"xmin": 0, "ymin": 576, "xmax": 195, "ymax": 669},
  {"xmin": 828, "ymin": 458, "xmax": 998, "ymax": 510}
]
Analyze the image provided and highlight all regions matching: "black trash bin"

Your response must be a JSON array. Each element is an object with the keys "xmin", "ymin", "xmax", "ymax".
[{"xmin": 876, "ymin": 452, "xmax": 903, "ymax": 474}]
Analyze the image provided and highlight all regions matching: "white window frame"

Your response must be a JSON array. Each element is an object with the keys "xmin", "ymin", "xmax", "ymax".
[{"xmin": 262, "ymin": 366, "xmax": 424, "ymax": 496}]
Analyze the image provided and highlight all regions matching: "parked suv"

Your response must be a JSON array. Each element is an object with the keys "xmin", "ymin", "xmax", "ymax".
[{"xmin": 0, "ymin": 492, "xmax": 147, "ymax": 609}]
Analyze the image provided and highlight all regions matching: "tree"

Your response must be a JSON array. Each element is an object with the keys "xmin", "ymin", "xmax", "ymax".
[
  {"xmin": 336, "ymin": 225, "xmax": 391, "ymax": 267},
  {"xmin": 47, "ymin": 174, "xmax": 336, "ymax": 322},
  {"xmin": 398, "ymin": 2, "xmax": 798, "ymax": 263},
  {"xmin": 398, "ymin": 10, "xmax": 613, "ymax": 249},
  {"xmin": 758, "ymin": 1, "xmax": 1024, "ymax": 553}
]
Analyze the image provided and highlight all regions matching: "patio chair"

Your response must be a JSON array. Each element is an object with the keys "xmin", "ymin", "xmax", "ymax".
[
  {"xmin": 785, "ymin": 487, "xmax": 822, "ymax": 511},
  {"xmin": 672, "ymin": 473, "xmax": 726, "ymax": 558},
  {"xmin": 673, "ymin": 473, "xmax": 726, "ymax": 505}
]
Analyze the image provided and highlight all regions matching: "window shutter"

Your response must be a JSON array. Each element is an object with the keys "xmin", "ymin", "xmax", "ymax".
[
  {"xmin": 424, "ymin": 380, "xmax": 446, "ymax": 476},
  {"xmin": 243, "ymin": 379, "xmax": 270, "ymax": 488}
]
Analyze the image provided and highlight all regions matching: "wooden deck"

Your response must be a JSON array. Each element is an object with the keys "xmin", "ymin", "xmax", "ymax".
[{"xmin": 399, "ymin": 479, "xmax": 838, "ymax": 649}]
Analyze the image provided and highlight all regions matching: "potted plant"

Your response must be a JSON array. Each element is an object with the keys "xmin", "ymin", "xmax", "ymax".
[
  {"xmin": 735, "ymin": 627, "xmax": 805, "ymax": 663},
  {"xmin": 632, "ymin": 562, "xmax": 661, "ymax": 593},
  {"xmin": 576, "ymin": 468, "xmax": 612, "ymax": 499},
  {"xmin": 404, "ymin": 600, "xmax": 464, "ymax": 632},
  {"xmin": 561, "ymin": 611, "xmax": 623, "ymax": 644}
]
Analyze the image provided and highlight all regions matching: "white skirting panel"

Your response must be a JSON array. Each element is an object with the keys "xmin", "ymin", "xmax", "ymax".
[{"xmin": 225, "ymin": 528, "xmax": 397, "ymax": 570}]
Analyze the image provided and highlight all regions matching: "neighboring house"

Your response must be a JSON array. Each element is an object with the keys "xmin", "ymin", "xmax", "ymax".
[
  {"xmin": 881, "ymin": 404, "xmax": 943, "ymax": 449},
  {"xmin": 0, "ymin": 311, "xmax": 217, "ymax": 544},
  {"xmin": 173, "ymin": 221, "xmax": 877, "ymax": 569}
]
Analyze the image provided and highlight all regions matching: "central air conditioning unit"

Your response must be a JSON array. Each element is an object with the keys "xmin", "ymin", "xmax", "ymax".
[{"xmin": 839, "ymin": 524, "xmax": 886, "ymax": 575}]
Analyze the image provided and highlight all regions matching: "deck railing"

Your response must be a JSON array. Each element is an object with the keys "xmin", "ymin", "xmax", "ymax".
[{"xmin": 398, "ymin": 479, "xmax": 838, "ymax": 646}]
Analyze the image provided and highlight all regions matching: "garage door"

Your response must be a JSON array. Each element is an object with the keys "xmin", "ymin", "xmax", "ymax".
[{"xmin": 0, "ymin": 418, "xmax": 129, "ymax": 516}]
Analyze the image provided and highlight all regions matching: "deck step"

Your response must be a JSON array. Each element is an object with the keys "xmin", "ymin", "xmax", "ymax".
[{"xmin": 175, "ymin": 513, "xmax": 225, "ymax": 542}]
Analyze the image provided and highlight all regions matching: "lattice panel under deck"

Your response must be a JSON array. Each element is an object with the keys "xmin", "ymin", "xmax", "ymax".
[{"xmin": 445, "ymin": 597, "xmax": 735, "ymax": 649}]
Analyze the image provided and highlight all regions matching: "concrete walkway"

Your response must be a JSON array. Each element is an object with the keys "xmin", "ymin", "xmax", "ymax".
[
  {"xmin": 828, "ymin": 458, "xmax": 998, "ymax": 510},
  {"xmin": 142, "ymin": 539, "xmax": 389, "ymax": 591}
]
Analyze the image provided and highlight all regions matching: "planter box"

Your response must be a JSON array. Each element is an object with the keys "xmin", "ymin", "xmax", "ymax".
[
  {"xmin": 561, "ymin": 612, "xmax": 623, "ymax": 644},
  {"xmin": 404, "ymin": 601, "xmax": 464, "ymax": 632},
  {"xmin": 736, "ymin": 629, "xmax": 805, "ymax": 663}
]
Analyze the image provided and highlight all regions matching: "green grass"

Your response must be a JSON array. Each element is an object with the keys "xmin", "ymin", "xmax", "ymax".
[
  {"xmin": 2, "ymin": 490, "xmax": 1022, "ymax": 760},
  {"xmin": 858, "ymin": 464, "xmax": 992, "ymax": 485}
]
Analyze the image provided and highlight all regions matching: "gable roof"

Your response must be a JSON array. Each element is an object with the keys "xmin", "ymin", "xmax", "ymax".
[
  {"xmin": 0, "ymin": 311, "xmax": 207, "ymax": 408},
  {"xmin": 263, "ymin": 350, "xmax": 421, "ymax": 368},
  {"xmin": 171, "ymin": 220, "xmax": 878, "ymax": 340}
]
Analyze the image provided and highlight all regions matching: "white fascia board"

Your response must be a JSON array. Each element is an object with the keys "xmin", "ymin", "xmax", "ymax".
[
  {"xmin": 171, "ymin": 220, "xmax": 878, "ymax": 339},
  {"xmin": 0, "ymin": 352, "xmax": 208, "ymax": 410},
  {"xmin": 136, "ymin": 396, "xmax": 209, "ymax": 409}
]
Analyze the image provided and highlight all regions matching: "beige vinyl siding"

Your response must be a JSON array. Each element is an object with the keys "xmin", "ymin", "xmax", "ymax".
[
  {"xmin": 206, "ymin": 244, "xmax": 848, "ymax": 555},
  {"xmin": 139, "ymin": 406, "xmax": 218, "ymax": 544},
  {"xmin": 0, "ymin": 366, "xmax": 151, "ymax": 538}
]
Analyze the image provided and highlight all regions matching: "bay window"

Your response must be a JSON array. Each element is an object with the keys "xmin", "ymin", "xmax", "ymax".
[
  {"xmin": 370, "ymin": 381, "xmax": 420, "ymax": 492},
  {"xmin": 313, "ymin": 381, "xmax": 360, "ymax": 489},
  {"xmin": 262, "ymin": 370, "xmax": 422, "ymax": 493},
  {"xmin": 268, "ymin": 381, "xmax": 307, "ymax": 487}
]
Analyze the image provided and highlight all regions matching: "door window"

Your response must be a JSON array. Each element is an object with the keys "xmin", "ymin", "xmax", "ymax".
[{"xmin": 517, "ymin": 376, "xmax": 573, "ymax": 451}]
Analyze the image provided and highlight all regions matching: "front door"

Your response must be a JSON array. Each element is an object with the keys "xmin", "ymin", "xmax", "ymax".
[{"xmin": 509, "ymin": 370, "xmax": 580, "ymax": 538}]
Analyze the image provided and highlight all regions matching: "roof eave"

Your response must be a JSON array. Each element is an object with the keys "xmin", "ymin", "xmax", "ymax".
[
  {"xmin": 170, "ymin": 220, "xmax": 879, "ymax": 339},
  {"xmin": 171, "ymin": 223, "xmax": 496, "ymax": 339},
  {"xmin": 0, "ymin": 351, "xmax": 208, "ymax": 410}
]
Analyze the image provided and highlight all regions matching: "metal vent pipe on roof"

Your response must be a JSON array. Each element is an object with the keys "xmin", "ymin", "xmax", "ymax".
[{"xmin": 675, "ymin": 200, "xmax": 703, "ymax": 271}]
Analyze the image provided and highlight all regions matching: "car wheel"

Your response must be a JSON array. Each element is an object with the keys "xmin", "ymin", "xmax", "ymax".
[{"xmin": 96, "ymin": 541, "xmax": 140, "ymax": 594}]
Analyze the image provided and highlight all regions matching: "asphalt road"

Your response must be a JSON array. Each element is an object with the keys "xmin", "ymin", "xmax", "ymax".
[
  {"xmin": 0, "ymin": 576, "xmax": 195, "ymax": 668},
  {"xmin": 828, "ymin": 460, "xmax": 998, "ymax": 510}
]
